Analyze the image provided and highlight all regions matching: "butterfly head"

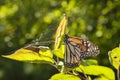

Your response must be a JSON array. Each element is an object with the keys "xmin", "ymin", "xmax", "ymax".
[{"xmin": 64, "ymin": 34, "xmax": 69, "ymax": 43}]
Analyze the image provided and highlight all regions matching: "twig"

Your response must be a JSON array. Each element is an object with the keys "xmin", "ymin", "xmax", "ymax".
[{"xmin": 117, "ymin": 66, "xmax": 120, "ymax": 80}]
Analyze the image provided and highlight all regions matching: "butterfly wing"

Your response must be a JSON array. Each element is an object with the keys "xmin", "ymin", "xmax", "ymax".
[
  {"xmin": 64, "ymin": 41, "xmax": 81, "ymax": 68},
  {"xmin": 68, "ymin": 35, "xmax": 100, "ymax": 58},
  {"xmin": 80, "ymin": 40, "xmax": 100, "ymax": 58},
  {"xmin": 64, "ymin": 34, "xmax": 100, "ymax": 68},
  {"xmin": 64, "ymin": 34, "xmax": 82, "ymax": 68}
]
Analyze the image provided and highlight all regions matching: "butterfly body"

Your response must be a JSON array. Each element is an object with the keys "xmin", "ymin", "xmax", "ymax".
[{"xmin": 64, "ymin": 34, "xmax": 100, "ymax": 68}]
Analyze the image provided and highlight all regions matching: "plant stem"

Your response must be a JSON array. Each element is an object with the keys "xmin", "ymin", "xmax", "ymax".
[{"xmin": 117, "ymin": 67, "xmax": 120, "ymax": 80}]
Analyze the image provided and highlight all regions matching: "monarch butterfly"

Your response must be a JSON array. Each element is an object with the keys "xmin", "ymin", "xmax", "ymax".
[{"xmin": 64, "ymin": 34, "xmax": 100, "ymax": 68}]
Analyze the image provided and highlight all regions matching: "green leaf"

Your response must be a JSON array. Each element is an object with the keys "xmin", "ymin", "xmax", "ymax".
[
  {"xmin": 76, "ymin": 65, "xmax": 115, "ymax": 80},
  {"xmin": 87, "ymin": 76, "xmax": 92, "ymax": 80},
  {"xmin": 50, "ymin": 73, "xmax": 81, "ymax": 80},
  {"xmin": 108, "ymin": 47, "xmax": 120, "ymax": 70},
  {"xmin": 54, "ymin": 44, "xmax": 65, "ymax": 58},
  {"xmin": 81, "ymin": 59, "xmax": 98, "ymax": 66},
  {"xmin": 2, "ymin": 45, "xmax": 54, "ymax": 63},
  {"xmin": 96, "ymin": 76, "xmax": 111, "ymax": 80},
  {"xmin": 54, "ymin": 14, "xmax": 67, "ymax": 58}
]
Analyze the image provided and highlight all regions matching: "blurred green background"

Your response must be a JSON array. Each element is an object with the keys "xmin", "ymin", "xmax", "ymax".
[{"xmin": 0, "ymin": 0, "xmax": 120, "ymax": 80}]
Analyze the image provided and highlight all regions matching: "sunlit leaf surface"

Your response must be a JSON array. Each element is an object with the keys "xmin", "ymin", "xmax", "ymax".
[
  {"xmin": 54, "ymin": 44, "xmax": 65, "ymax": 58},
  {"xmin": 54, "ymin": 14, "xmax": 67, "ymax": 58},
  {"xmin": 50, "ymin": 73, "xmax": 81, "ymax": 80},
  {"xmin": 108, "ymin": 47, "xmax": 120, "ymax": 70},
  {"xmin": 81, "ymin": 59, "xmax": 98, "ymax": 66},
  {"xmin": 2, "ymin": 45, "xmax": 54, "ymax": 63},
  {"xmin": 76, "ymin": 65, "xmax": 115, "ymax": 80}
]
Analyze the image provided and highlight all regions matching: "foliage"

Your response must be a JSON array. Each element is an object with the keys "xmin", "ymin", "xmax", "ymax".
[
  {"xmin": 108, "ymin": 46, "xmax": 120, "ymax": 80},
  {"xmin": 0, "ymin": 0, "xmax": 120, "ymax": 80},
  {"xmin": 1, "ymin": 13, "xmax": 115, "ymax": 80},
  {"xmin": 50, "ymin": 73, "xmax": 81, "ymax": 80},
  {"xmin": 76, "ymin": 65, "xmax": 115, "ymax": 80},
  {"xmin": 2, "ymin": 45, "xmax": 54, "ymax": 63},
  {"xmin": 54, "ymin": 14, "xmax": 67, "ymax": 58},
  {"xmin": 108, "ymin": 46, "xmax": 120, "ymax": 70}
]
